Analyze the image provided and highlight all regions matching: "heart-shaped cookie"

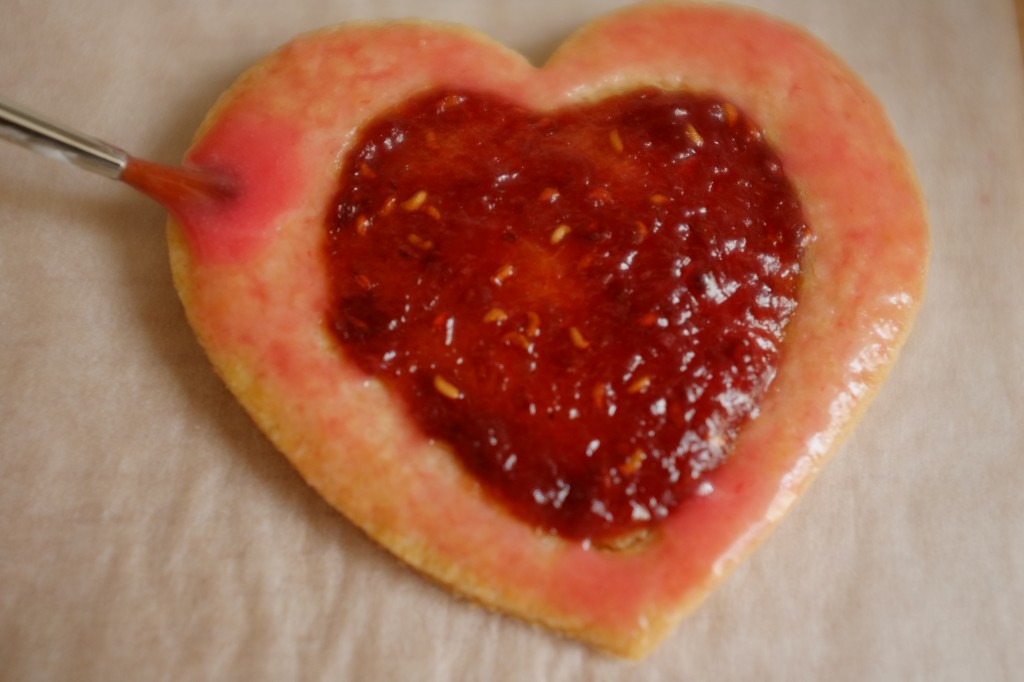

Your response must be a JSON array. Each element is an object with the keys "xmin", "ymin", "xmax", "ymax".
[{"xmin": 167, "ymin": 3, "xmax": 928, "ymax": 658}]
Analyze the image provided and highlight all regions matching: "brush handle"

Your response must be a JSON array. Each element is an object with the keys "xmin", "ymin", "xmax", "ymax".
[{"xmin": 0, "ymin": 97, "xmax": 128, "ymax": 179}]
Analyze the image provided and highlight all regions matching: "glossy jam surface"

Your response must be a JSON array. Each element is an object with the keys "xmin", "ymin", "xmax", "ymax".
[{"xmin": 326, "ymin": 88, "xmax": 807, "ymax": 540}]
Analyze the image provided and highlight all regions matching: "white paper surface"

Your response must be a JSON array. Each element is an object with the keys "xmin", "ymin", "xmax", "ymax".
[{"xmin": 2, "ymin": 1, "xmax": 1022, "ymax": 679}]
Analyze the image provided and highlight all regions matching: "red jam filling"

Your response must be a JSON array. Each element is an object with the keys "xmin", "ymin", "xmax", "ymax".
[{"xmin": 326, "ymin": 88, "xmax": 808, "ymax": 541}]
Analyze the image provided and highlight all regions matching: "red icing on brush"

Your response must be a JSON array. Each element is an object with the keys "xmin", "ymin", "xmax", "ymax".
[{"xmin": 125, "ymin": 114, "xmax": 306, "ymax": 264}]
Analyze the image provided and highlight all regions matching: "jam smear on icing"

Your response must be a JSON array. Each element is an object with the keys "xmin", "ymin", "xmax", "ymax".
[{"xmin": 326, "ymin": 88, "xmax": 808, "ymax": 541}]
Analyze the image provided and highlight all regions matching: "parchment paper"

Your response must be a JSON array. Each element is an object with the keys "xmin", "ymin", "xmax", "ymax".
[{"xmin": 2, "ymin": 1, "xmax": 1022, "ymax": 680}]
